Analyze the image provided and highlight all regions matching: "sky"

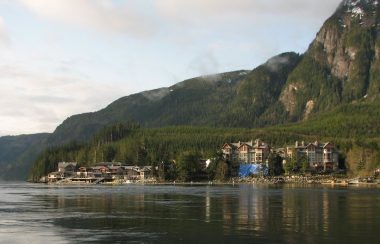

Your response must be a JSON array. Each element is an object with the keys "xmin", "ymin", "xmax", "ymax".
[{"xmin": 0, "ymin": 0, "xmax": 342, "ymax": 136}]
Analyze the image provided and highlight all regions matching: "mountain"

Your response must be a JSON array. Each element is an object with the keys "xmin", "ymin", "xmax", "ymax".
[
  {"xmin": 4, "ymin": 0, "xmax": 380, "ymax": 180},
  {"xmin": 279, "ymin": 0, "xmax": 380, "ymax": 120},
  {"xmin": 48, "ymin": 52, "xmax": 301, "ymax": 145},
  {"xmin": 48, "ymin": 1, "xmax": 380, "ymax": 145},
  {"xmin": 0, "ymin": 133, "xmax": 49, "ymax": 180}
]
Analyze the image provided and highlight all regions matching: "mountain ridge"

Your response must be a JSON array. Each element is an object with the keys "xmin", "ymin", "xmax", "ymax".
[{"xmin": 48, "ymin": 52, "xmax": 301, "ymax": 145}]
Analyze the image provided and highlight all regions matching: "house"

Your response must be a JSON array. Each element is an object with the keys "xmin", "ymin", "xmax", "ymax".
[
  {"xmin": 286, "ymin": 141, "xmax": 339, "ymax": 171},
  {"xmin": 123, "ymin": 166, "xmax": 152, "ymax": 180},
  {"xmin": 58, "ymin": 162, "xmax": 78, "ymax": 172},
  {"xmin": 108, "ymin": 165, "xmax": 125, "ymax": 176},
  {"xmin": 76, "ymin": 167, "xmax": 89, "ymax": 178},
  {"xmin": 89, "ymin": 165, "xmax": 109, "ymax": 178},
  {"xmin": 47, "ymin": 172, "xmax": 64, "ymax": 182},
  {"xmin": 57, "ymin": 162, "xmax": 78, "ymax": 177},
  {"xmin": 222, "ymin": 139, "xmax": 270, "ymax": 165},
  {"xmin": 136, "ymin": 166, "xmax": 153, "ymax": 180}
]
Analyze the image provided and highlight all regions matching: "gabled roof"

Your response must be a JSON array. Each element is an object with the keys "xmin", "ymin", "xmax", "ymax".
[
  {"xmin": 222, "ymin": 143, "xmax": 236, "ymax": 149},
  {"xmin": 306, "ymin": 143, "xmax": 316, "ymax": 149},
  {"xmin": 223, "ymin": 139, "xmax": 269, "ymax": 150},
  {"xmin": 237, "ymin": 142, "xmax": 253, "ymax": 150},
  {"xmin": 323, "ymin": 142, "xmax": 335, "ymax": 149}
]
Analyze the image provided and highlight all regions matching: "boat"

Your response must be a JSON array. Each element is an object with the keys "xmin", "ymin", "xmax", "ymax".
[{"xmin": 348, "ymin": 178, "xmax": 360, "ymax": 184}]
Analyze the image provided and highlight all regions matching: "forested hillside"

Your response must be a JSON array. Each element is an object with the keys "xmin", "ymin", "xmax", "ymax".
[
  {"xmin": 47, "ymin": 52, "xmax": 301, "ymax": 145},
  {"xmin": 28, "ymin": 101, "xmax": 380, "ymax": 181}
]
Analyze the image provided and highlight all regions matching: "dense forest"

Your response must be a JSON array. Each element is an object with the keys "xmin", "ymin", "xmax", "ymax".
[{"xmin": 28, "ymin": 100, "xmax": 380, "ymax": 181}]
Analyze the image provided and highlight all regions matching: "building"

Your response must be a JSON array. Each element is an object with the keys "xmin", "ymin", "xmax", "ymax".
[
  {"xmin": 47, "ymin": 162, "xmax": 154, "ymax": 183},
  {"xmin": 286, "ymin": 141, "xmax": 339, "ymax": 171},
  {"xmin": 58, "ymin": 162, "xmax": 78, "ymax": 176},
  {"xmin": 222, "ymin": 139, "xmax": 270, "ymax": 165},
  {"xmin": 47, "ymin": 162, "xmax": 78, "ymax": 182}
]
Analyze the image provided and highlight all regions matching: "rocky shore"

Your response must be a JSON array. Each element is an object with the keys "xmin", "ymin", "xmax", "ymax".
[
  {"xmin": 229, "ymin": 175, "xmax": 380, "ymax": 186},
  {"xmin": 40, "ymin": 175, "xmax": 380, "ymax": 186}
]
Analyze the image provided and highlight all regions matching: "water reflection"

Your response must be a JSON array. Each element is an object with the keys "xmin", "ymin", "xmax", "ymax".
[{"xmin": 1, "ymin": 183, "xmax": 380, "ymax": 243}]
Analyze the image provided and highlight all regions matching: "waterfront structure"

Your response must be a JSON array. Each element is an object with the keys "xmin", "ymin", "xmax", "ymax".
[
  {"xmin": 58, "ymin": 162, "xmax": 78, "ymax": 174},
  {"xmin": 47, "ymin": 163, "xmax": 153, "ymax": 183},
  {"xmin": 222, "ymin": 139, "xmax": 270, "ymax": 165},
  {"xmin": 48, "ymin": 162, "xmax": 78, "ymax": 182},
  {"xmin": 222, "ymin": 140, "xmax": 340, "ymax": 175},
  {"xmin": 286, "ymin": 141, "xmax": 339, "ymax": 171}
]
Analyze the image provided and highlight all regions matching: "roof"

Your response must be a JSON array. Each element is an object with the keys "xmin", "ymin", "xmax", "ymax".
[
  {"xmin": 91, "ymin": 166, "xmax": 109, "ymax": 170},
  {"xmin": 108, "ymin": 166, "xmax": 123, "ymax": 170},
  {"xmin": 224, "ymin": 139, "xmax": 269, "ymax": 150},
  {"xmin": 96, "ymin": 162, "xmax": 122, "ymax": 167},
  {"xmin": 288, "ymin": 141, "xmax": 336, "ymax": 150},
  {"xmin": 58, "ymin": 162, "xmax": 77, "ymax": 168}
]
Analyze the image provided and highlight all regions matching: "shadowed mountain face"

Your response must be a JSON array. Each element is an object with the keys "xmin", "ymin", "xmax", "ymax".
[{"xmin": 0, "ymin": 134, "xmax": 49, "ymax": 180}]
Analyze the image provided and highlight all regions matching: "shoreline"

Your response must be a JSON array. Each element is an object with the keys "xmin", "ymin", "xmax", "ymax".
[{"xmin": 40, "ymin": 175, "xmax": 380, "ymax": 187}]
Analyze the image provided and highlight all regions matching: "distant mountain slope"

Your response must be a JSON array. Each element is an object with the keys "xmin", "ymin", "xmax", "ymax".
[
  {"xmin": 48, "ymin": 52, "xmax": 301, "ymax": 145},
  {"xmin": 0, "ymin": 133, "xmax": 49, "ymax": 180}
]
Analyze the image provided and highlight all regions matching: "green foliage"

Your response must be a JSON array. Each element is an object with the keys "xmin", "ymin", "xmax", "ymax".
[
  {"xmin": 228, "ymin": 52, "xmax": 301, "ymax": 127},
  {"xmin": 274, "ymin": 101, "xmax": 380, "ymax": 138},
  {"xmin": 284, "ymin": 158, "xmax": 293, "ymax": 175},
  {"xmin": 157, "ymin": 161, "xmax": 177, "ymax": 181},
  {"xmin": 214, "ymin": 161, "xmax": 230, "ymax": 181},
  {"xmin": 300, "ymin": 155, "xmax": 309, "ymax": 173},
  {"xmin": 267, "ymin": 153, "xmax": 284, "ymax": 176},
  {"xmin": 356, "ymin": 159, "xmax": 366, "ymax": 171},
  {"xmin": 176, "ymin": 151, "xmax": 202, "ymax": 181},
  {"xmin": 343, "ymin": 27, "xmax": 374, "ymax": 101},
  {"xmin": 284, "ymin": 55, "xmax": 342, "ymax": 120}
]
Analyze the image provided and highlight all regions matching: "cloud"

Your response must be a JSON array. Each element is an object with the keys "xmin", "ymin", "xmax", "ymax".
[
  {"xmin": 154, "ymin": 0, "xmax": 342, "ymax": 70},
  {"xmin": 188, "ymin": 50, "xmax": 220, "ymax": 77},
  {"xmin": 0, "ymin": 16, "xmax": 10, "ymax": 47},
  {"xmin": 265, "ymin": 55, "xmax": 291, "ymax": 72},
  {"xmin": 0, "ymin": 64, "xmax": 130, "ymax": 136},
  {"xmin": 156, "ymin": 0, "xmax": 342, "ymax": 20},
  {"xmin": 19, "ymin": 0, "xmax": 154, "ymax": 38}
]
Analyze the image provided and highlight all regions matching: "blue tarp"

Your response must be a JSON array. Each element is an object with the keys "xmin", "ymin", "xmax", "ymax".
[{"xmin": 239, "ymin": 164, "xmax": 267, "ymax": 177}]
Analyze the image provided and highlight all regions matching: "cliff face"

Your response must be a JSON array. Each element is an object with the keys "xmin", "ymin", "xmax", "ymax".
[{"xmin": 280, "ymin": 0, "xmax": 380, "ymax": 119}]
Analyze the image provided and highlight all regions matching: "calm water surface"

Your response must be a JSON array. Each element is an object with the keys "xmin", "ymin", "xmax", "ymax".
[{"xmin": 0, "ymin": 182, "xmax": 380, "ymax": 243}]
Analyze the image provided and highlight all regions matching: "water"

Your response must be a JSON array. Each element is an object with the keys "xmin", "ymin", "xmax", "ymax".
[{"xmin": 1, "ymin": 183, "xmax": 380, "ymax": 243}]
